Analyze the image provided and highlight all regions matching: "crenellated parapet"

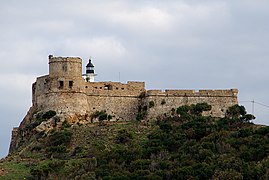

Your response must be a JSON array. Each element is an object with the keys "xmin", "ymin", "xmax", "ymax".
[
  {"xmin": 145, "ymin": 89, "xmax": 238, "ymax": 97},
  {"xmin": 84, "ymin": 81, "xmax": 145, "ymax": 97}
]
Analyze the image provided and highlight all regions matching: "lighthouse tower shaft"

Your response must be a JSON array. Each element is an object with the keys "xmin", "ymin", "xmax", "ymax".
[{"xmin": 85, "ymin": 59, "xmax": 95, "ymax": 82}]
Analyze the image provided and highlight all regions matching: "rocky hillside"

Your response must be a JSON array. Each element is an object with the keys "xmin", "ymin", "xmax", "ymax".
[{"xmin": 1, "ymin": 104, "xmax": 269, "ymax": 179}]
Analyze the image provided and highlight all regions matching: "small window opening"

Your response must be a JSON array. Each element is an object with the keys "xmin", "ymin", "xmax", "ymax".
[
  {"xmin": 104, "ymin": 85, "xmax": 113, "ymax": 90},
  {"xmin": 116, "ymin": 87, "xmax": 119, "ymax": 90},
  {"xmin": 85, "ymin": 86, "xmax": 88, "ymax": 88},
  {"xmin": 100, "ymin": 87, "xmax": 102, "ymax": 89},
  {"xmin": 69, "ymin": 81, "xmax": 73, "ymax": 88},
  {"xmin": 59, "ymin": 81, "xmax": 64, "ymax": 89},
  {"xmin": 121, "ymin": 88, "xmax": 124, "ymax": 90}
]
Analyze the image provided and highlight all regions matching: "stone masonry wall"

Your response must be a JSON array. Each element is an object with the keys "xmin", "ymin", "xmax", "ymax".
[
  {"xmin": 87, "ymin": 96, "xmax": 140, "ymax": 121},
  {"xmin": 143, "ymin": 89, "xmax": 238, "ymax": 119},
  {"xmin": 84, "ymin": 81, "xmax": 144, "ymax": 121}
]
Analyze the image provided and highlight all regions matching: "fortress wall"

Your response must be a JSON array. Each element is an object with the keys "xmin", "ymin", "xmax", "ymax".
[
  {"xmin": 165, "ymin": 90, "xmax": 196, "ymax": 95},
  {"xmin": 146, "ymin": 89, "xmax": 238, "ymax": 96},
  {"xmin": 34, "ymin": 75, "xmax": 88, "ymax": 114},
  {"xmin": 126, "ymin": 81, "xmax": 145, "ymax": 90},
  {"xmin": 34, "ymin": 76, "xmax": 48, "ymax": 96},
  {"xmin": 143, "ymin": 89, "xmax": 238, "ymax": 119},
  {"xmin": 83, "ymin": 81, "xmax": 144, "ymax": 121},
  {"xmin": 34, "ymin": 75, "xmax": 143, "ymax": 120},
  {"xmin": 35, "ymin": 92, "xmax": 88, "ymax": 114},
  {"xmin": 146, "ymin": 90, "xmax": 164, "ymax": 96},
  {"xmin": 47, "ymin": 76, "xmax": 85, "ymax": 93},
  {"xmin": 84, "ymin": 81, "xmax": 145, "ymax": 96},
  {"xmin": 87, "ymin": 95, "xmax": 140, "ymax": 121}
]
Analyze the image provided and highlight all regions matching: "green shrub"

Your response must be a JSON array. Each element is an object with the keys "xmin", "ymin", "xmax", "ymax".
[
  {"xmin": 176, "ymin": 103, "xmax": 211, "ymax": 116},
  {"xmin": 171, "ymin": 108, "xmax": 175, "ymax": 115},
  {"xmin": 48, "ymin": 130, "xmax": 72, "ymax": 147},
  {"xmin": 159, "ymin": 122, "xmax": 172, "ymax": 133},
  {"xmin": 72, "ymin": 146, "xmax": 83, "ymax": 156},
  {"xmin": 31, "ymin": 146, "xmax": 42, "ymax": 152},
  {"xmin": 115, "ymin": 129, "xmax": 133, "ymax": 144},
  {"xmin": 226, "ymin": 105, "xmax": 246, "ymax": 119},
  {"xmin": 191, "ymin": 103, "xmax": 212, "ymax": 115},
  {"xmin": 176, "ymin": 105, "xmax": 191, "ymax": 115},
  {"xmin": 42, "ymin": 110, "xmax": 56, "ymax": 120},
  {"xmin": 136, "ymin": 111, "xmax": 147, "ymax": 121},
  {"xmin": 26, "ymin": 110, "xmax": 57, "ymax": 131},
  {"xmin": 136, "ymin": 105, "xmax": 148, "ymax": 121},
  {"xmin": 30, "ymin": 160, "xmax": 65, "ymax": 179},
  {"xmin": 92, "ymin": 110, "xmax": 112, "ymax": 121},
  {"xmin": 62, "ymin": 120, "xmax": 71, "ymax": 128},
  {"xmin": 226, "ymin": 105, "xmax": 255, "ymax": 123},
  {"xmin": 48, "ymin": 144, "xmax": 67, "ymax": 153},
  {"xmin": 149, "ymin": 101, "xmax": 155, "ymax": 108},
  {"xmin": 255, "ymin": 126, "xmax": 269, "ymax": 135}
]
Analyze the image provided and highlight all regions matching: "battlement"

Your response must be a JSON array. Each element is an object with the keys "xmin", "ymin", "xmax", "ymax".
[
  {"xmin": 85, "ymin": 81, "xmax": 145, "ymax": 91},
  {"xmin": 49, "ymin": 56, "xmax": 82, "ymax": 63},
  {"xmin": 145, "ymin": 89, "xmax": 238, "ymax": 97},
  {"xmin": 84, "ymin": 81, "xmax": 145, "ymax": 97},
  {"xmin": 49, "ymin": 56, "xmax": 82, "ymax": 77}
]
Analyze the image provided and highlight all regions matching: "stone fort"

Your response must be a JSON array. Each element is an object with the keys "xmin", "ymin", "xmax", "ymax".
[
  {"xmin": 33, "ymin": 56, "xmax": 238, "ymax": 121},
  {"xmin": 27, "ymin": 56, "xmax": 238, "ymax": 120},
  {"xmin": 9, "ymin": 56, "xmax": 238, "ymax": 153}
]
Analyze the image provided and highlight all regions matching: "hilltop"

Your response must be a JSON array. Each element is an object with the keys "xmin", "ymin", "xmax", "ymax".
[
  {"xmin": 1, "ymin": 56, "xmax": 268, "ymax": 179},
  {"xmin": 1, "ymin": 103, "xmax": 269, "ymax": 179}
]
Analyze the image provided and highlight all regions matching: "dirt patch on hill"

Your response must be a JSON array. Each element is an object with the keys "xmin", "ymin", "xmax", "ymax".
[{"xmin": 0, "ymin": 167, "xmax": 7, "ymax": 176}]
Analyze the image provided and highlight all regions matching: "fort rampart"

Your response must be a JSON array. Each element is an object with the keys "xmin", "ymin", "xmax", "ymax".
[
  {"xmin": 9, "ymin": 56, "xmax": 238, "ymax": 153},
  {"xmin": 31, "ymin": 56, "xmax": 238, "ymax": 121}
]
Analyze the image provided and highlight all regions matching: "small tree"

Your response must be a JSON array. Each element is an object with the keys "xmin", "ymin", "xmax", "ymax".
[
  {"xmin": 226, "ymin": 105, "xmax": 255, "ymax": 123},
  {"xmin": 191, "ymin": 103, "xmax": 212, "ymax": 115},
  {"xmin": 226, "ymin": 105, "xmax": 246, "ymax": 119},
  {"xmin": 42, "ymin": 110, "xmax": 57, "ymax": 120}
]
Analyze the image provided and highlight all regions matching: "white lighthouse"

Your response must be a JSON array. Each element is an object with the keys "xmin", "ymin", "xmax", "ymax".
[{"xmin": 84, "ymin": 58, "xmax": 96, "ymax": 82}]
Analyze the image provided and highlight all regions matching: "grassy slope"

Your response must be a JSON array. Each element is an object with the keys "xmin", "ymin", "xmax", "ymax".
[{"xmin": 0, "ymin": 121, "xmax": 155, "ymax": 179}]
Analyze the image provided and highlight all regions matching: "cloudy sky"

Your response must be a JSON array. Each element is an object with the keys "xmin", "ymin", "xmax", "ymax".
[{"xmin": 1, "ymin": 0, "xmax": 269, "ymax": 158}]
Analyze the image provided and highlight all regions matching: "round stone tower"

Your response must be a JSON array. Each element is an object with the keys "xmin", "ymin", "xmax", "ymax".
[
  {"xmin": 34, "ymin": 56, "xmax": 88, "ymax": 115},
  {"xmin": 49, "ymin": 56, "xmax": 82, "ymax": 78}
]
